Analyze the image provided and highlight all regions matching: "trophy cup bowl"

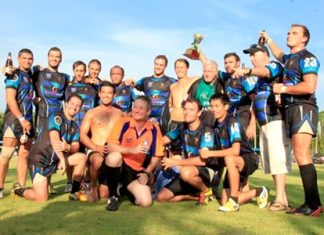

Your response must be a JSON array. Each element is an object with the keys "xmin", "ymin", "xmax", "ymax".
[{"xmin": 183, "ymin": 33, "xmax": 204, "ymax": 60}]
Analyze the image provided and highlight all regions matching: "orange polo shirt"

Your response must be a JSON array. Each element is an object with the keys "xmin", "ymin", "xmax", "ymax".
[{"xmin": 108, "ymin": 117, "xmax": 164, "ymax": 171}]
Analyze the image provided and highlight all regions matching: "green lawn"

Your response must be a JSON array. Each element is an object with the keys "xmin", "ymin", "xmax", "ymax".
[{"xmin": 0, "ymin": 158, "xmax": 323, "ymax": 235}]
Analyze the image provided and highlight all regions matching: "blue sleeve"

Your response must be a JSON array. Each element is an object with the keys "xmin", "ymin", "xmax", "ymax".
[
  {"xmin": 48, "ymin": 113, "xmax": 62, "ymax": 132},
  {"xmin": 5, "ymin": 74, "xmax": 21, "ymax": 89},
  {"xmin": 166, "ymin": 126, "xmax": 181, "ymax": 141},
  {"xmin": 265, "ymin": 61, "xmax": 281, "ymax": 78},
  {"xmin": 300, "ymin": 55, "xmax": 320, "ymax": 75},
  {"xmin": 200, "ymin": 128, "xmax": 215, "ymax": 149},
  {"xmin": 229, "ymin": 121, "xmax": 241, "ymax": 144},
  {"xmin": 242, "ymin": 76, "xmax": 257, "ymax": 93},
  {"xmin": 136, "ymin": 77, "xmax": 145, "ymax": 91},
  {"xmin": 218, "ymin": 71, "xmax": 229, "ymax": 82}
]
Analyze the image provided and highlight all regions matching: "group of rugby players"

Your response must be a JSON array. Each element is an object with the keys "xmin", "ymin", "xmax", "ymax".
[{"xmin": 0, "ymin": 24, "xmax": 322, "ymax": 217}]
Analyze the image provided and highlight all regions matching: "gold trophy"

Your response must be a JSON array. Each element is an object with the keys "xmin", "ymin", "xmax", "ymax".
[{"xmin": 183, "ymin": 33, "xmax": 204, "ymax": 60}]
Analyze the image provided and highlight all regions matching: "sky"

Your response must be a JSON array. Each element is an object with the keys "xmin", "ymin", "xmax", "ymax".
[{"xmin": 0, "ymin": 0, "xmax": 324, "ymax": 111}]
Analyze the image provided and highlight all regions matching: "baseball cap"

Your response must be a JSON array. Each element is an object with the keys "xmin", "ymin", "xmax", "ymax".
[{"xmin": 243, "ymin": 44, "xmax": 270, "ymax": 56}]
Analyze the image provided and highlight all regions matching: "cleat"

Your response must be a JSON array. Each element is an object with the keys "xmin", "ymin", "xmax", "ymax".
[
  {"xmin": 196, "ymin": 188, "xmax": 214, "ymax": 206},
  {"xmin": 106, "ymin": 196, "xmax": 119, "ymax": 211},
  {"xmin": 287, "ymin": 204, "xmax": 323, "ymax": 217},
  {"xmin": 64, "ymin": 182, "xmax": 73, "ymax": 193},
  {"xmin": 69, "ymin": 192, "xmax": 88, "ymax": 202},
  {"xmin": 218, "ymin": 198, "xmax": 240, "ymax": 212},
  {"xmin": 257, "ymin": 186, "xmax": 269, "ymax": 208},
  {"xmin": 11, "ymin": 182, "xmax": 25, "ymax": 198}
]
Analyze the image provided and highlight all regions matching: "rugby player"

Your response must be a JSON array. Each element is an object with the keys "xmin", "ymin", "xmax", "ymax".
[
  {"xmin": 12, "ymin": 94, "xmax": 87, "ymax": 201},
  {"xmin": 0, "ymin": 49, "xmax": 34, "ymax": 198},
  {"xmin": 263, "ymin": 24, "xmax": 323, "ymax": 217},
  {"xmin": 80, "ymin": 81, "xmax": 123, "ymax": 201}
]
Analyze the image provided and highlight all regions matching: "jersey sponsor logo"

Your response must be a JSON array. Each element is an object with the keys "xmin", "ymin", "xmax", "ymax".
[
  {"xmin": 23, "ymin": 76, "xmax": 29, "ymax": 83},
  {"xmin": 54, "ymin": 116, "xmax": 62, "ymax": 125}
]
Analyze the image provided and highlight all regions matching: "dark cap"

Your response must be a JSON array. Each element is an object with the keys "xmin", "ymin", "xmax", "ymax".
[{"xmin": 243, "ymin": 44, "xmax": 270, "ymax": 56}]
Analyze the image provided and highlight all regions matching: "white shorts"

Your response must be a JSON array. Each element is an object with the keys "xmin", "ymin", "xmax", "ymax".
[{"xmin": 259, "ymin": 120, "xmax": 292, "ymax": 175}]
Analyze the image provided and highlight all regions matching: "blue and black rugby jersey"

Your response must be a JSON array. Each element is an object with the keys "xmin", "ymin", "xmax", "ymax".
[
  {"xmin": 4, "ymin": 69, "xmax": 33, "ymax": 122},
  {"xmin": 136, "ymin": 75, "xmax": 176, "ymax": 121},
  {"xmin": 65, "ymin": 79, "xmax": 97, "ymax": 127},
  {"xmin": 33, "ymin": 67, "xmax": 70, "ymax": 118},
  {"xmin": 282, "ymin": 49, "xmax": 319, "ymax": 106},
  {"xmin": 214, "ymin": 113, "xmax": 255, "ymax": 157},
  {"xmin": 218, "ymin": 71, "xmax": 256, "ymax": 114},
  {"xmin": 254, "ymin": 61, "xmax": 284, "ymax": 126},
  {"xmin": 166, "ymin": 122, "xmax": 214, "ymax": 159},
  {"xmin": 28, "ymin": 111, "xmax": 79, "ymax": 167},
  {"xmin": 112, "ymin": 82, "xmax": 137, "ymax": 113},
  {"xmin": 84, "ymin": 75, "xmax": 102, "ymax": 93}
]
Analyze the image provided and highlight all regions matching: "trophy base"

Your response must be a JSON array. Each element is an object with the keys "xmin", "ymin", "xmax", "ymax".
[{"xmin": 183, "ymin": 48, "xmax": 200, "ymax": 60}]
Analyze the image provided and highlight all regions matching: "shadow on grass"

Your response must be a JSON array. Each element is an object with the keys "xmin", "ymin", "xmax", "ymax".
[{"xmin": 0, "ymin": 165, "xmax": 323, "ymax": 234}]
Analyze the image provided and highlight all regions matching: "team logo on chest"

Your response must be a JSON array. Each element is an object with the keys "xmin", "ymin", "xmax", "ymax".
[
  {"xmin": 148, "ymin": 82, "xmax": 153, "ymax": 87},
  {"xmin": 46, "ymin": 73, "xmax": 52, "ymax": 79},
  {"xmin": 54, "ymin": 116, "xmax": 62, "ymax": 125},
  {"xmin": 23, "ymin": 76, "xmax": 29, "ymax": 83}
]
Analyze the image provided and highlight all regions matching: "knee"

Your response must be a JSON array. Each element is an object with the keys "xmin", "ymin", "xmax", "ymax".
[
  {"xmin": 137, "ymin": 197, "xmax": 152, "ymax": 207},
  {"xmin": 106, "ymin": 152, "xmax": 122, "ymax": 167},
  {"xmin": 180, "ymin": 167, "xmax": 194, "ymax": 182},
  {"xmin": 224, "ymin": 155, "xmax": 235, "ymax": 166},
  {"xmin": 0, "ymin": 147, "xmax": 16, "ymax": 164},
  {"xmin": 77, "ymin": 153, "xmax": 87, "ymax": 165},
  {"xmin": 89, "ymin": 154, "xmax": 104, "ymax": 168},
  {"xmin": 157, "ymin": 191, "xmax": 170, "ymax": 202}
]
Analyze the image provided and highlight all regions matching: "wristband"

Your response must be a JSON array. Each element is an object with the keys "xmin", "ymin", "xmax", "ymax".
[{"xmin": 18, "ymin": 116, "xmax": 25, "ymax": 122}]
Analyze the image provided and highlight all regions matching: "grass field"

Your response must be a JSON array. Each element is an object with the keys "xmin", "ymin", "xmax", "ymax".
[{"xmin": 0, "ymin": 158, "xmax": 323, "ymax": 235}]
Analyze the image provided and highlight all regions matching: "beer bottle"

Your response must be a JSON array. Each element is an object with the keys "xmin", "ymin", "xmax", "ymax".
[
  {"xmin": 5, "ymin": 52, "xmax": 13, "ymax": 77},
  {"xmin": 258, "ymin": 30, "xmax": 266, "ymax": 45},
  {"xmin": 5, "ymin": 52, "xmax": 13, "ymax": 67}
]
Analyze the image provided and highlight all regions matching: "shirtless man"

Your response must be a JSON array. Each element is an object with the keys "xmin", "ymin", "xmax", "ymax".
[
  {"xmin": 80, "ymin": 81, "xmax": 123, "ymax": 201},
  {"xmin": 169, "ymin": 58, "xmax": 199, "ymax": 123}
]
